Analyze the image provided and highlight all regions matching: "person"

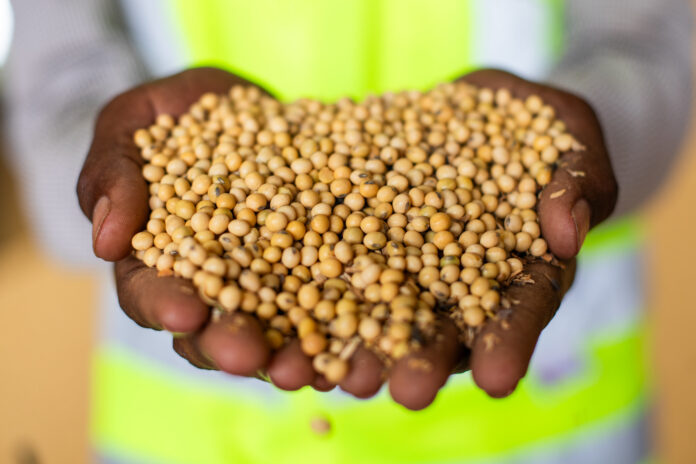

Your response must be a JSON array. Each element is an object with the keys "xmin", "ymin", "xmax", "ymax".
[{"xmin": 3, "ymin": 0, "xmax": 692, "ymax": 462}]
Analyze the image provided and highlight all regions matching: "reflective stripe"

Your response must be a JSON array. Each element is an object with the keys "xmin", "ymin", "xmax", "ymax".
[
  {"xmin": 97, "ymin": 406, "xmax": 650, "ymax": 464},
  {"xmin": 92, "ymin": 323, "xmax": 647, "ymax": 464}
]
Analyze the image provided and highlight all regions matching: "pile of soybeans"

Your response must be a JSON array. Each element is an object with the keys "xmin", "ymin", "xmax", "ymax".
[{"xmin": 130, "ymin": 82, "xmax": 580, "ymax": 383}]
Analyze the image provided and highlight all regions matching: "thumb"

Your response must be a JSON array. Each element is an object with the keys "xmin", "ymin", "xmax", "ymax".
[
  {"xmin": 537, "ymin": 130, "xmax": 618, "ymax": 260},
  {"xmin": 76, "ymin": 88, "xmax": 152, "ymax": 261},
  {"xmin": 460, "ymin": 68, "xmax": 618, "ymax": 259},
  {"xmin": 77, "ymin": 67, "xmax": 255, "ymax": 261}
]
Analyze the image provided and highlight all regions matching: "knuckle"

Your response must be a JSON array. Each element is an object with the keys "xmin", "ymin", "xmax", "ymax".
[{"xmin": 115, "ymin": 260, "xmax": 145, "ymax": 293}]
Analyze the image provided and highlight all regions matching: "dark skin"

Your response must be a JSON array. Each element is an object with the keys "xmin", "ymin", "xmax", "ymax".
[{"xmin": 76, "ymin": 67, "xmax": 617, "ymax": 410}]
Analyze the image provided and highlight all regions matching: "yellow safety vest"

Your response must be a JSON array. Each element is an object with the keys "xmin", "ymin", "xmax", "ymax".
[{"xmin": 93, "ymin": 2, "xmax": 649, "ymax": 463}]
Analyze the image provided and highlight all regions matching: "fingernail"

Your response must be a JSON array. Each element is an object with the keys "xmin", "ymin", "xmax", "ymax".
[
  {"xmin": 571, "ymin": 199, "xmax": 591, "ymax": 254},
  {"xmin": 92, "ymin": 196, "xmax": 111, "ymax": 249}
]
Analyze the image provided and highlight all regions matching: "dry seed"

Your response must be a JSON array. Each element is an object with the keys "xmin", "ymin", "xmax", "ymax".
[{"xmin": 130, "ymin": 80, "xmax": 576, "ymax": 382}]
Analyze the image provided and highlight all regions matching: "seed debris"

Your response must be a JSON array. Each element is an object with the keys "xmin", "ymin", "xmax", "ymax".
[
  {"xmin": 482, "ymin": 333, "xmax": 501, "ymax": 352},
  {"xmin": 567, "ymin": 169, "xmax": 586, "ymax": 178},
  {"xmin": 549, "ymin": 189, "xmax": 566, "ymax": 199},
  {"xmin": 407, "ymin": 358, "xmax": 434, "ymax": 372}
]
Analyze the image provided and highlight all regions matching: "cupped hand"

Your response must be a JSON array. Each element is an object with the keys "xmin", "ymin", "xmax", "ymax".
[
  {"xmin": 76, "ymin": 67, "xmax": 617, "ymax": 410},
  {"xmin": 77, "ymin": 68, "xmax": 273, "ymax": 377},
  {"xmin": 449, "ymin": 69, "xmax": 618, "ymax": 400}
]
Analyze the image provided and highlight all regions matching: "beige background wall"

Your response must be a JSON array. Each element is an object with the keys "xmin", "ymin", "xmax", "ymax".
[
  {"xmin": 2, "ymin": 34, "xmax": 696, "ymax": 464},
  {"xmin": 0, "ymin": 156, "xmax": 94, "ymax": 464},
  {"xmin": 650, "ymin": 125, "xmax": 696, "ymax": 463}
]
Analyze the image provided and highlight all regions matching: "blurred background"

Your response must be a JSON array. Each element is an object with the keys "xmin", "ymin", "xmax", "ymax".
[{"xmin": 1, "ymin": 1, "xmax": 695, "ymax": 463}]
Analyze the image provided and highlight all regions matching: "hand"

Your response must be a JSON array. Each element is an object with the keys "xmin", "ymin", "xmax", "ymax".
[
  {"xmin": 77, "ymin": 68, "xmax": 274, "ymax": 375},
  {"xmin": 76, "ymin": 68, "xmax": 387, "ymax": 394},
  {"xmin": 379, "ymin": 69, "xmax": 617, "ymax": 408},
  {"xmin": 441, "ymin": 69, "xmax": 618, "ymax": 400},
  {"xmin": 76, "ymin": 67, "xmax": 617, "ymax": 410}
]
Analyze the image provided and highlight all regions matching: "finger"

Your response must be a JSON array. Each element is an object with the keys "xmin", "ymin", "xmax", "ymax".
[
  {"xmin": 114, "ymin": 255, "xmax": 209, "ymax": 333},
  {"xmin": 78, "ymin": 137, "xmax": 149, "ymax": 262},
  {"xmin": 338, "ymin": 347, "xmax": 385, "ymax": 399},
  {"xmin": 197, "ymin": 312, "xmax": 271, "ymax": 377},
  {"xmin": 173, "ymin": 335, "xmax": 217, "ymax": 370},
  {"xmin": 462, "ymin": 69, "xmax": 618, "ymax": 258},
  {"xmin": 388, "ymin": 320, "xmax": 461, "ymax": 410},
  {"xmin": 267, "ymin": 340, "xmax": 316, "ymax": 391},
  {"xmin": 312, "ymin": 374, "xmax": 336, "ymax": 392},
  {"xmin": 76, "ymin": 68, "xmax": 254, "ymax": 261},
  {"xmin": 470, "ymin": 260, "xmax": 575, "ymax": 398},
  {"xmin": 538, "ymin": 140, "xmax": 617, "ymax": 259},
  {"xmin": 538, "ymin": 170, "xmax": 592, "ymax": 259}
]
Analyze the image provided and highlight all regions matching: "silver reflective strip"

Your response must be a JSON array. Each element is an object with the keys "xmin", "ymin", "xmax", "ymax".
[
  {"xmin": 469, "ymin": 0, "xmax": 557, "ymax": 80},
  {"xmin": 95, "ymin": 407, "xmax": 650, "ymax": 464}
]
